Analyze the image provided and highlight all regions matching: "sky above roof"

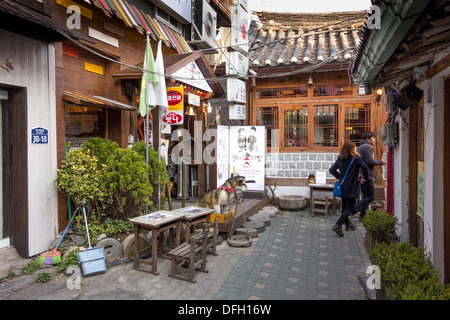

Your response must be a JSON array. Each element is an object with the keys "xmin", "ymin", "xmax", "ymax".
[{"xmin": 248, "ymin": 0, "xmax": 372, "ymax": 13}]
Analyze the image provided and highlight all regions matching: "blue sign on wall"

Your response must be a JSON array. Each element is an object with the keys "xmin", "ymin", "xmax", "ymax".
[{"xmin": 31, "ymin": 127, "xmax": 48, "ymax": 144}]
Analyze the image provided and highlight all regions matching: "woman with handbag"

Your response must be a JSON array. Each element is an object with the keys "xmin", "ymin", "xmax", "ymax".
[{"xmin": 329, "ymin": 141, "xmax": 369, "ymax": 236}]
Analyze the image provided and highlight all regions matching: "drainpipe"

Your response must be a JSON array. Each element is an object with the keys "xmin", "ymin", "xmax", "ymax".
[{"xmin": 248, "ymin": 74, "xmax": 256, "ymax": 125}]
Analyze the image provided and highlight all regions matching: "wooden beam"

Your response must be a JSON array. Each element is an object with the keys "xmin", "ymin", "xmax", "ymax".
[{"xmin": 426, "ymin": 53, "xmax": 450, "ymax": 79}]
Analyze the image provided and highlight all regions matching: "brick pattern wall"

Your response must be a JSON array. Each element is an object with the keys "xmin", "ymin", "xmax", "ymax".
[
  {"xmin": 265, "ymin": 153, "xmax": 339, "ymax": 179},
  {"xmin": 265, "ymin": 153, "xmax": 387, "ymax": 180}
]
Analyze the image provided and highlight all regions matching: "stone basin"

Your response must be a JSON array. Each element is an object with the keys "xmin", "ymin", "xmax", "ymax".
[{"xmin": 278, "ymin": 195, "xmax": 307, "ymax": 211}]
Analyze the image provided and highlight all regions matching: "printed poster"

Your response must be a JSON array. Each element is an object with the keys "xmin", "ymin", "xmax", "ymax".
[
  {"xmin": 229, "ymin": 126, "xmax": 265, "ymax": 191},
  {"xmin": 216, "ymin": 125, "xmax": 230, "ymax": 188}
]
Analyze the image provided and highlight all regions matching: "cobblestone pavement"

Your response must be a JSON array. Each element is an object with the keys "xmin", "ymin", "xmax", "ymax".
[
  {"xmin": 215, "ymin": 211, "xmax": 371, "ymax": 300},
  {"xmin": 2, "ymin": 208, "xmax": 372, "ymax": 301},
  {"xmin": 77, "ymin": 209, "xmax": 371, "ymax": 300}
]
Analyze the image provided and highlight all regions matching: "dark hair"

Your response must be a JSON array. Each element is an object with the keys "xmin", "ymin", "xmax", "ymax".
[
  {"xmin": 338, "ymin": 141, "xmax": 360, "ymax": 160},
  {"xmin": 361, "ymin": 131, "xmax": 375, "ymax": 140}
]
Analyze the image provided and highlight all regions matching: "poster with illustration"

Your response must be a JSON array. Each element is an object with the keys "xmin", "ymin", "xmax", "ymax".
[
  {"xmin": 160, "ymin": 138, "xmax": 169, "ymax": 165},
  {"xmin": 229, "ymin": 126, "xmax": 265, "ymax": 191},
  {"xmin": 216, "ymin": 125, "xmax": 230, "ymax": 188}
]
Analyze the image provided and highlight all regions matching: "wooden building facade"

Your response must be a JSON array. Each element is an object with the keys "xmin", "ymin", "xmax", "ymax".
[
  {"xmin": 246, "ymin": 11, "xmax": 386, "ymax": 196},
  {"xmin": 0, "ymin": 0, "xmax": 91, "ymax": 257},
  {"xmin": 0, "ymin": 0, "xmax": 224, "ymax": 257}
]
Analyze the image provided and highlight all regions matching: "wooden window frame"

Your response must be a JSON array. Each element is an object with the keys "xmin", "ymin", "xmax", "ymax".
[{"xmin": 253, "ymin": 84, "xmax": 374, "ymax": 152}]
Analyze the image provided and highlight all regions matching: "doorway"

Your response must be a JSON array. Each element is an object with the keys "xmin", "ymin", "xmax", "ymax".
[{"xmin": 0, "ymin": 85, "xmax": 28, "ymax": 257}]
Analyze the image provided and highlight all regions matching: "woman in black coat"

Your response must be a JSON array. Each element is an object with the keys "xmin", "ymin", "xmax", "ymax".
[{"xmin": 329, "ymin": 141, "xmax": 369, "ymax": 236}]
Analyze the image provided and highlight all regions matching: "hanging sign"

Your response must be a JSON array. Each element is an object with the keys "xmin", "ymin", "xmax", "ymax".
[
  {"xmin": 31, "ymin": 127, "xmax": 49, "ymax": 145},
  {"xmin": 188, "ymin": 93, "xmax": 200, "ymax": 106},
  {"xmin": 163, "ymin": 87, "xmax": 184, "ymax": 125},
  {"xmin": 230, "ymin": 0, "xmax": 249, "ymax": 54},
  {"xmin": 227, "ymin": 78, "xmax": 246, "ymax": 103},
  {"xmin": 229, "ymin": 104, "xmax": 246, "ymax": 120}
]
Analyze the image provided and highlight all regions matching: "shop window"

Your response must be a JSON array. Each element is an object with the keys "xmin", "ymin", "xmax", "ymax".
[
  {"xmin": 313, "ymin": 85, "xmax": 353, "ymax": 97},
  {"xmin": 313, "ymin": 104, "xmax": 339, "ymax": 147},
  {"xmin": 344, "ymin": 103, "xmax": 371, "ymax": 145},
  {"xmin": 256, "ymin": 87, "xmax": 308, "ymax": 99},
  {"xmin": 284, "ymin": 106, "xmax": 308, "ymax": 148},
  {"xmin": 64, "ymin": 105, "xmax": 105, "ymax": 149},
  {"xmin": 256, "ymin": 106, "xmax": 278, "ymax": 148}
]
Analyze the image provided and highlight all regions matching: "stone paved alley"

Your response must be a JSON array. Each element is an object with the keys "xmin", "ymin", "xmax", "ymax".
[{"xmin": 1, "ymin": 208, "xmax": 372, "ymax": 301}]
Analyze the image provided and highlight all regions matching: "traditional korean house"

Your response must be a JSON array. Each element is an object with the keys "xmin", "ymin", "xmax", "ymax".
[
  {"xmin": 245, "ymin": 11, "xmax": 387, "ymax": 199},
  {"xmin": 351, "ymin": 0, "xmax": 450, "ymax": 283}
]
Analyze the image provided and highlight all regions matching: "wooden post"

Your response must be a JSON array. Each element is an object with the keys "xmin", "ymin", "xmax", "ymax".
[{"xmin": 182, "ymin": 162, "xmax": 186, "ymax": 208}]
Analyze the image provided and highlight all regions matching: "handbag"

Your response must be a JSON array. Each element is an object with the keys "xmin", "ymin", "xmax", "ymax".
[{"xmin": 333, "ymin": 158, "xmax": 355, "ymax": 197}]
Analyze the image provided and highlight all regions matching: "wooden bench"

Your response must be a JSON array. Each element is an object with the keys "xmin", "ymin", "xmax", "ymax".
[
  {"xmin": 311, "ymin": 195, "xmax": 331, "ymax": 217},
  {"xmin": 167, "ymin": 220, "xmax": 217, "ymax": 283},
  {"xmin": 205, "ymin": 219, "xmax": 218, "ymax": 256}
]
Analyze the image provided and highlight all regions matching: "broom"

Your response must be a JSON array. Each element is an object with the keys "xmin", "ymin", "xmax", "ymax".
[{"xmin": 39, "ymin": 208, "xmax": 78, "ymax": 265}]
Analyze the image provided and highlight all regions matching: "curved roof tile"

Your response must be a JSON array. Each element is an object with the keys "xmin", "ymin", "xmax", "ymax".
[{"xmin": 249, "ymin": 11, "xmax": 366, "ymax": 67}]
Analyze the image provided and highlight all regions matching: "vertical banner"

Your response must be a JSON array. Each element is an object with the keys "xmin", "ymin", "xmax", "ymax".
[
  {"xmin": 229, "ymin": 126, "xmax": 265, "ymax": 191},
  {"xmin": 162, "ymin": 86, "xmax": 184, "ymax": 125},
  {"xmin": 216, "ymin": 125, "xmax": 230, "ymax": 188},
  {"xmin": 417, "ymin": 161, "xmax": 424, "ymax": 218}
]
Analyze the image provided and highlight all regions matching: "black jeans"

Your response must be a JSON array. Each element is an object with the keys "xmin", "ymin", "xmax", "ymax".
[
  {"xmin": 353, "ymin": 179, "xmax": 375, "ymax": 218},
  {"xmin": 336, "ymin": 198, "xmax": 356, "ymax": 227}
]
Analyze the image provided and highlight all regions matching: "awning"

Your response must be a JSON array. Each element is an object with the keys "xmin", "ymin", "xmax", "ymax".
[
  {"xmin": 63, "ymin": 91, "xmax": 137, "ymax": 111},
  {"xmin": 0, "ymin": 0, "xmax": 92, "ymax": 43},
  {"xmin": 89, "ymin": 0, "xmax": 191, "ymax": 53},
  {"xmin": 112, "ymin": 51, "xmax": 225, "ymax": 97}
]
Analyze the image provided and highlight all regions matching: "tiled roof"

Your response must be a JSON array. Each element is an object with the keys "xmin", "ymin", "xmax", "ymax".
[{"xmin": 248, "ymin": 11, "xmax": 367, "ymax": 68}]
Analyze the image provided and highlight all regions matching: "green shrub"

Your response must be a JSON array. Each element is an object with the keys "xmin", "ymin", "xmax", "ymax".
[
  {"xmin": 362, "ymin": 210, "xmax": 398, "ymax": 247},
  {"xmin": 22, "ymin": 260, "xmax": 42, "ymax": 275},
  {"xmin": 101, "ymin": 148, "xmax": 153, "ymax": 219},
  {"xmin": 132, "ymin": 141, "xmax": 170, "ymax": 208},
  {"xmin": 370, "ymin": 242, "xmax": 450, "ymax": 300},
  {"xmin": 54, "ymin": 149, "xmax": 105, "ymax": 220},
  {"xmin": 102, "ymin": 217, "xmax": 133, "ymax": 237},
  {"xmin": 81, "ymin": 137, "xmax": 119, "ymax": 169},
  {"xmin": 37, "ymin": 272, "xmax": 52, "ymax": 283},
  {"xmin": 57, "ymin": 249, "xmax": 80, "ymax": 273},
  {"xmin": 75, "ymin": 217, "xmax": 133, "ymax": 245}
]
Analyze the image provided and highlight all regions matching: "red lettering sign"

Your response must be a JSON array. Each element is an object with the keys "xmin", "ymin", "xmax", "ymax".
[
  {"xmin": 167, "ymin": 91, "xmax": 183, "ymax": 106},
  {"xmin": 162, "ymin": 112, "xmax": 183, "ymax": 124}
]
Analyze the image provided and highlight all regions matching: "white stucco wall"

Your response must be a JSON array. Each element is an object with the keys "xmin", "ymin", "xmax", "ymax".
[
  {"xmin": 392, "ymin": 111, "xmax": 410, "ymax": 242},
  {"xmin": 423, "ymin": 74, "xmax": 446, "ymax": 278},
  {"xmin": 0, "ymin": 30, "xmax": 59, "ymax": 256}
]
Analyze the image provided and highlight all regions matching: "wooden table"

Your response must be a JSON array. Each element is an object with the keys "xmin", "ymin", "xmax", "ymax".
[
  {"xmin": 172, "ymin": 206, "xmax": 214, "ymax": 243},
  {"xmin": 129, "ymin": 211, "xmax": 185, "ymax": 275},
  {"xmin": 308, "ymin": 183, "xmax": 337, "ymax": 214}
]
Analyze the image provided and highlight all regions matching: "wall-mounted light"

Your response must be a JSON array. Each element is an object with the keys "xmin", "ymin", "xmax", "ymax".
[
  {"xmin": 376, "ymin": 88, "xmax": 383, "ymax": 102},
  {"xmin": 206, "ymin": 102, "xmax": 212, "ymax": 113},
  {"xmin": 308, "ymin": 73, "xmax": 313, "ymax": 85}
]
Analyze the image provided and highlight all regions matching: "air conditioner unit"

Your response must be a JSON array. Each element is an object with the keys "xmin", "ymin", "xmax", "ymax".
[{"xmin": 189, "ymin": 0, "xmax": 217, "ymax": 51}]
